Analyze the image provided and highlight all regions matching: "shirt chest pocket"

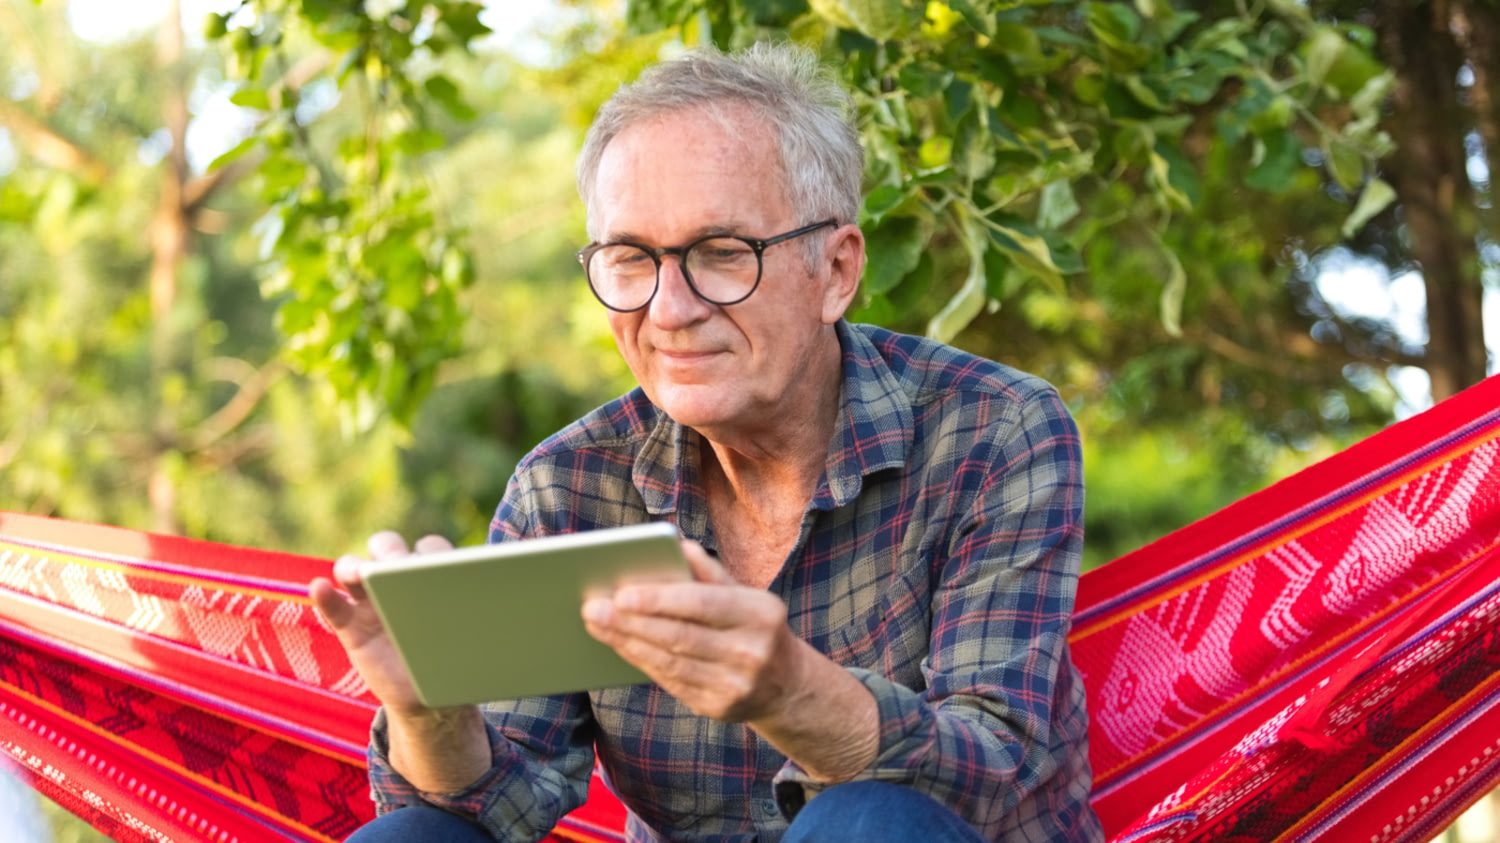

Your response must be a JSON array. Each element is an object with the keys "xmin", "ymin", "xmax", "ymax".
[{"xmin": 821, "ymin": 586, "xmax": 932, "ymax": 690}]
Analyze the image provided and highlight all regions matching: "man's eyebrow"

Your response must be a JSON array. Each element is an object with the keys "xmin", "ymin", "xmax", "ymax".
[{"xmin": 601, "ymin": 224, "xmax": 745, "ymax": 245}]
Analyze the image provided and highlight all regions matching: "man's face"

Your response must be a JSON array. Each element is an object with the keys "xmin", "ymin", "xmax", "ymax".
[{"xmin": 588, "ymin": 109, "xmax": 850, "ymax": 437}]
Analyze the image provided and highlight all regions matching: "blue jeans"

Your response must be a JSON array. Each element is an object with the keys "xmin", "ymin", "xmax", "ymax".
[
  {"xmin": 782, "ymin": 780, "xmax": 988, "ymax": 842},
  {"xmin": 345, "ymin": 805, "xmax": 493, "ymax": 842},
  {"xmin": 345, "ymin": 781, "xmax": 987, "ymax": 842}
]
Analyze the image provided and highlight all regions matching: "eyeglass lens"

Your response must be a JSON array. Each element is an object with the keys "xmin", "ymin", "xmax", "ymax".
[{"xmin": 586, "ymin": 237, "xmax": 760, "ymax": 311}]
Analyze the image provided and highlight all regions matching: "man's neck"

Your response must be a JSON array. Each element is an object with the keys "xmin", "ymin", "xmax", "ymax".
[
  {"xmin": 698, "ymin": 406, "xmax": 834, "ymax": 588},
  {"xmin": 697, "ymin": 340, "xmax": 843, "ymax": 506}
]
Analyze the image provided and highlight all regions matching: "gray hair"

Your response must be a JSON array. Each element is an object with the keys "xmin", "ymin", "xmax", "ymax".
[{"xmin": 576, "ymin": 42, "xmax": 864, "ymax": 240}]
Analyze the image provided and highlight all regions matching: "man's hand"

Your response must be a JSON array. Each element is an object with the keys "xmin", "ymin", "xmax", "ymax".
[
  {"xmin": 582, "ymin": 540, "xmax": 879, "ymax": 781},
  {"xmin": 309, "ymin": 531, "xmax": 454, "ymax": 713},
  {"xmin": 582, "ymin": 540, "xmax": 797, "ymax": 722},
  {"xmin": 310, "ymin": 532, "xmax": 490, "ymax": 793}
]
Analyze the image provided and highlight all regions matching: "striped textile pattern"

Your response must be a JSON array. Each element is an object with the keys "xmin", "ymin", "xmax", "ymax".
[
  {"xmin": 1075, "ymin": 372, "xmax": 1500, "ymax": 840},
  {"xmin": 0, "ymin": 374, "xmax": 1495, "ymax": 841},
  {"xmin": 0, "ymin": 517, "xmax": 619, "ymax": 843}
]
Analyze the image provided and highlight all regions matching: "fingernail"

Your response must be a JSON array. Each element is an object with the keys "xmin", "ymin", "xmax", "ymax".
[
  {"xmin": 368, "ymin": 530, "xmax": 407, "ymax": 557},
  {"xmin": 582, "ymin": 598, "xmax": 610, "ymax": 624}
]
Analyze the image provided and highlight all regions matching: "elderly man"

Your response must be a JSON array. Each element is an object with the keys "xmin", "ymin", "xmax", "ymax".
[{"xmin": 313, "ymin": 41, "xmax": 1101, "ymax": 842}]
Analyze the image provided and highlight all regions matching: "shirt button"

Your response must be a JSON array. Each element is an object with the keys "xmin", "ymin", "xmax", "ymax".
[{"xmin": 761, "ymin": 798, "xmax": 779, "ymax": 816}]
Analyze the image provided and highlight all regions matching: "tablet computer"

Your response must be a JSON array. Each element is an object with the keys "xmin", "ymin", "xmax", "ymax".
[{"xmin": 358, "ymin": 521, "xmax": 689, "ymax": 706}]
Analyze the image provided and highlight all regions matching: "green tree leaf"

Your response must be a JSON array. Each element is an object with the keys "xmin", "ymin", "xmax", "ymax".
[
  {"xmin": 1245, "ymin": 130, "xmax": 1302, "ymax": 192},
  {"xmin": 927, "ymin": 221, "xmax": 989, "ymax": 343},
  {"xmin": 1341, "ymin": 178, "xmax": 1396, "ymax": 238},
  {"xmin": 863, "ymin": 216, "xmax": 925, "ymax": 295}
]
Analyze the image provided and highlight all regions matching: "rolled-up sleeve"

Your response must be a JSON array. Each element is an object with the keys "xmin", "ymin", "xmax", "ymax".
[{"xmin": 367, "ymin": 692, "xmax": 599, "ymax": 840}]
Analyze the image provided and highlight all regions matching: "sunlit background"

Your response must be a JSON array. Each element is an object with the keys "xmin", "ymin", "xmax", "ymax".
[{"xmin": 3, "ymin": 0, "xmax": 1499, "ymax": 840}]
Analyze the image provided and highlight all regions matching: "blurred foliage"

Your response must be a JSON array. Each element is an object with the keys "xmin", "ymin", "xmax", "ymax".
[
  {"xmin": 0, "ymin": 0, "xmax": 638, "ymax": 556},
  {"xmin": 626, "ymin": 0, "xmax": 1395, "ymax": 336},
  {"xmin": 0, "ymin": 0, "xmax": 1434, "ymax": 564},
  {"xmin": 2, "ymin": 0, "xmax": 1495, "ymax": 837},
  {"xmin": 202, "ymin": 0, "xmax": 494, "ymax": 433}
]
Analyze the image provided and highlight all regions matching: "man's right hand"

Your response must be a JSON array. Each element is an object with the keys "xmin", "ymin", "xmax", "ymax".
[
  {"xmin": 311, "ymin": 531, "xmax": 492, "ymax": 793},
  {"xmin": 309, "ymin": 531, "xmax": 455, "ymax": 714}
]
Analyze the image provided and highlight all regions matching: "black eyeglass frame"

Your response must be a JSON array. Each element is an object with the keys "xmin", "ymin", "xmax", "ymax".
[{"xmin": 576, "ymin": 219, "xmax": 839, "ymax": 313}]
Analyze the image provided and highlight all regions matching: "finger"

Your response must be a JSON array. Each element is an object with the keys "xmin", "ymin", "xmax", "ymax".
[
  {"xmin": 309, "ymin": 577, "xmax": 354, "ymax": 628},
  {"xmin": 332, "ymin": 554, "xmax": 370, "ymax": 601},
  {"xmin": 593, "ymin": 610, "xmax": 708, "ymax": 654},
  {"xmin": 680, "ymin": 539, "xmax": 736, "ymax": 586},
  {"xmin": 413, "ymin": 534, "xmax": 455, "ymax": 554},
  {"xmin": 582, "ymin": 595, "xmax": 616, "ymax": 629},
  {"xmin": 616, "ymin": 580, "xmax": 776, "ymax": 630},
  {"xmin": 613, "ymin": 579, "xmax": 712, "ymax": 622},
  {"xmin": 585, "ymin": 595, "xmax": 702, "ymax": 642},
  {"xmin": 584, "ymin": 608, "xmax": 718, "ymax": 679},
  {"xmin": 585, "ymin": 611, "xmax": 765, "ymax": 715},
  {"xmin": 367, "ymin": 530, "xmax": 410, "ymax": 559},
  {"xmin": 592, "ymin": 595, "xmax": 779, "ymax": 669}
]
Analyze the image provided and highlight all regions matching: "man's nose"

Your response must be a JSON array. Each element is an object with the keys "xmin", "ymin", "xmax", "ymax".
[{"xmin": 648, "ymin": 257, "xmax": 711, "ymax": 326}]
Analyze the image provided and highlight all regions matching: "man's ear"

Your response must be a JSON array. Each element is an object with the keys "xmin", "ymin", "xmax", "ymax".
[{"xmin": 820, "ymin": 224, "xmax": 866, "ymax": 325}]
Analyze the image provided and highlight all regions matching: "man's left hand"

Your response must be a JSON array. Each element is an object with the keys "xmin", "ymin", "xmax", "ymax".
[{"xmin": 582, "ymin": 539, "xmax": 801, "ymax": 723}]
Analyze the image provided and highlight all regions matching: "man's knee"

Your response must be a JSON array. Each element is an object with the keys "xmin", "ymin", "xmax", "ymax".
[
  {"xmin": 782, "ymin": 781, "xmax": 986, "ymax": 843},
  {"xmin": 345, "ymin": 804, "xmax": 493, "ymax": 843}
]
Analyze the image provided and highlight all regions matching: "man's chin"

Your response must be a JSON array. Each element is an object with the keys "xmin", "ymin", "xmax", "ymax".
[{"xmin": 651, "ymin": 385, "xmax": 741, "ymax": 430}]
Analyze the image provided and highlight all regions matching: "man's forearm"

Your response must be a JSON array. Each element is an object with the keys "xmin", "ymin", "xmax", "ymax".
[
  {"xmin": 387, "ymin": 705, "xmax": 493, "ymax": 793},
  {"xmin": 750, "ymin": 639, "xmax": 880, "ymax": 782}
]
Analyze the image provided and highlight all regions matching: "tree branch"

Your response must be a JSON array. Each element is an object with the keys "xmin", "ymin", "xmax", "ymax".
[
  {"xmin": 180, "ymin": 52, "xmax": 331, "ymax": 214},
  {"xmin": 183, "ymin": 155, "xmax": 261, "ymax": 213},
  {"xmin": 187, "ymin": 359, "xmax": 288, "ymax": 454},
  {"xmin": 0, "ymin": 98, "xmax": 110, "ymax": 182},
  {"xmin": 1191, "ymin": 328, "xmax": 1295, "ymax": 374},
  {"xmin": 199, "ymin": 426, "xmax": 278, "ymax": 471},
  {"xmin": 1452, "ymin": 0, "xmax": 1500, "ymax": 251}
]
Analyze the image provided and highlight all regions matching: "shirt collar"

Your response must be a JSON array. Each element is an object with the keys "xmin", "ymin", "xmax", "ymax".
[
  {"xmin": 631, "ymin": 320, "xmax": 913, "ymax": 519},
  {"xmin": 816, "ymin": 320, "xmax": 912, "ymax": 509}
]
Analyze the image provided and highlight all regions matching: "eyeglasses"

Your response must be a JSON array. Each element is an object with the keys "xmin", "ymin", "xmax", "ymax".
[{"xmin": 576, "ymin": 219, "xmax": 838, "ymax": 312}]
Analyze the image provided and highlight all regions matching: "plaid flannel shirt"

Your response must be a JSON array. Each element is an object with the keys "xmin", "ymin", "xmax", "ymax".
[{"xmin": 368, "ymin": 321, "xmax": 1101, "ymax": 842}]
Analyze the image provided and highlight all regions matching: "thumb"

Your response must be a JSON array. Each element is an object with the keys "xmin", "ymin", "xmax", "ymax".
[
  {"xmin": 309, "ymin": 577, "xmax": 353, "ymax": 629},
  {"xmin": 681, "ymin": 539, "xmax": 736, "ymax": 586}
]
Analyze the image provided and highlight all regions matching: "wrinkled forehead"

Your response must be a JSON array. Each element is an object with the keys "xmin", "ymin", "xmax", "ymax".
[{"xmin": 587, "ymin": 106, "xmax": 791, "ymax": 237}]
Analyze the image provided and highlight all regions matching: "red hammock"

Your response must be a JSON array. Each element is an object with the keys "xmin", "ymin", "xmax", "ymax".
[{"xmin": 1, "ymin": 374, "xmax": 1497, "ymax": 842}]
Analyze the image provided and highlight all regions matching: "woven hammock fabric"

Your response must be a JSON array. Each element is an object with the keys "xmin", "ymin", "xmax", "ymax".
[
  {"xmin": 1076, "ymin": 372, "xmax": 1500, "ymax": 840},
  {"xmin": 0, "ymin": 374, "xmax": 1496, "ymax": 842},
  {"xmin": 0, "ymin": 517, "xmax": 616, "ymax": 843}
]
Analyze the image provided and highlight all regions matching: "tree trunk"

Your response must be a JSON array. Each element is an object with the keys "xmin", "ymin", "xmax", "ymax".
[
  {"xmin": 1454, "ymin": 0, "xmax": 1500, "ymax": 371},
  {"xmin": 1374, "ymin": 0, "xmax": 1491, "ymax": 401},
  {"xmin": 149, "ymin": 0, "xmax": 191, "ymax": 536}
]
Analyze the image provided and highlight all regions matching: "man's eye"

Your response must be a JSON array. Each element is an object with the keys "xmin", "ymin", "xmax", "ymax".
[
  {"xmin": 695, "ymin": 241, "xmax": 753, "ymax": 263},
  {"xmin": 602, "ymin": 248, "xmax": 651, "ymax": 269}
]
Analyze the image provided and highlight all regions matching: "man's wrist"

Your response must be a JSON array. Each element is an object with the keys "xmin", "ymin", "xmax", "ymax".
[
  {"xmin": 387, "ymin": 704, "xmax": 492, "ymax": 794},
  {"xmin": 752, "ymin": 641, "xmax": 880, "ymax": 783}
]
